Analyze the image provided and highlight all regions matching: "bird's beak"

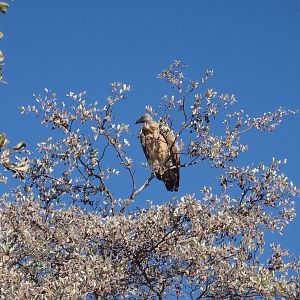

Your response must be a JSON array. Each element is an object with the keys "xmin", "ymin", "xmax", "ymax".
[{"xmin": 135, "ymin": 118, "xmax": 142, "ymax": 124}]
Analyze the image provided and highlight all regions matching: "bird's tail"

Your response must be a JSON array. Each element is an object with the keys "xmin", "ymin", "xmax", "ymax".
[{"xmin": 162, "ymin": 168, "xmax": 179, "ymax": 192}]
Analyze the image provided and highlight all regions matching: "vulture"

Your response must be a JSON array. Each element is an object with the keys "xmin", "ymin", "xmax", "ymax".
[{"xmin": 136, "ymin": 114, "xmax": 180, "ymax": 191}]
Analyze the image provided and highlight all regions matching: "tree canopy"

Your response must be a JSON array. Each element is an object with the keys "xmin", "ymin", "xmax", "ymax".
[{"xmin": 0, "ymin": 61, "xmax": 299, "ymax": 299}]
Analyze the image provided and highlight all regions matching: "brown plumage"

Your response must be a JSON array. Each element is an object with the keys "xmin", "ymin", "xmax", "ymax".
[{"xmin": 136, "ymin": 114, "xmax": 180, "ymax": 191}]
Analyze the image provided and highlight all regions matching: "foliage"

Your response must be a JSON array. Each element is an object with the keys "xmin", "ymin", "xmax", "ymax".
[
  {"xmin": 0, "ymin": 2, "xmax": 9, "ymax": 14},
  {"xmin": 0, "ymin": 62, "xmax": 299, "ymax": 299},
  {"xmin": 0, "ymin": 132, "xmax": 30, "ymax": 183},
  {"xmin": 0, "ymin": 1, "xmax": 9, "ymax": 82}
]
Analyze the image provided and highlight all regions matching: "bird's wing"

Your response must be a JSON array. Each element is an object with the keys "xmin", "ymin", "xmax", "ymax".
[
  {"xmin": 159, "ymin": 124, "xmax": 180, "ymax": 166},
  {"xmin": 159, "ymin": 123, "xmax": 180, "ymax": 191}
]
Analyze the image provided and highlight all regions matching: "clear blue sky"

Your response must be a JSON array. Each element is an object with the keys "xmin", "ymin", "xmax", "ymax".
[{"xmin": 1, "ymin": 1, "xmax": 300, "ymax": 255}]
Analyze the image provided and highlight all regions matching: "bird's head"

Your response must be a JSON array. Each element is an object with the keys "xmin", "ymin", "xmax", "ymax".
[{"xmin": 135, "ymin": 114, "xmax": 153, "ymax": 124}]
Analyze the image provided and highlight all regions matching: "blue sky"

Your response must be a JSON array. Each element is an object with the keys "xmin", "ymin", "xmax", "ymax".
[{"xmin": 1, "ymin": 1, "xmax": 300, "ymax": 255}]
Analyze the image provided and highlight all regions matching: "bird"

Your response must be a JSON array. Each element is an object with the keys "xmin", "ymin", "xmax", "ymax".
[{"xmin": 135, "ymin": 114, "xmax": 180, "ymax": 191}]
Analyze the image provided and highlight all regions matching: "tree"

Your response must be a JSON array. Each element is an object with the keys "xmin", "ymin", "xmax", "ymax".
[{"xmin": 0, "ymin": 61, "xmax": 299, "ymax": 299}]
